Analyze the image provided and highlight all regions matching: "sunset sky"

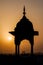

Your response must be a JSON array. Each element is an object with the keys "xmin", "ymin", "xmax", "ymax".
[{"xmin": 0, "ymin": 0, "xmax": 43, "ymax": 54}]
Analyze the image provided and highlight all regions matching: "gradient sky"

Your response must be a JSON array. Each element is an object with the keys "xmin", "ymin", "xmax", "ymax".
[{"xmin": 0, "ymin": 0, "xmax": 43, "ymax": 54}]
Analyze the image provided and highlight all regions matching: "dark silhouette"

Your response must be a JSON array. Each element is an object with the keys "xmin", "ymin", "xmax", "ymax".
[{"xmin": 9, "ymin": 6, "xmax": 39, "ymax": 55}]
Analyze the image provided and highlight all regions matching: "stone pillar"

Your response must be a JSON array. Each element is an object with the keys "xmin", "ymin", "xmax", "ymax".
[
  {"xmin": 18, "ymin": 45, "xmax": 19, "ymax": 55},
  {"xmin": 15, "ymin": 45, "xmax": 17, "ymax": 55}
]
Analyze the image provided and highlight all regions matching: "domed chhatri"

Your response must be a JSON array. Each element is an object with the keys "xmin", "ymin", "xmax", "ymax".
[{"xmin": 9, "ymin": 6, "xmax": 39, "ymax": 55}]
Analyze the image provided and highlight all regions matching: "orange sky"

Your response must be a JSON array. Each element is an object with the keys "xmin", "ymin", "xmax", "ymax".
[{"xmin": 0, "ymin": 0, "xmax": 43, "ymax": 54}]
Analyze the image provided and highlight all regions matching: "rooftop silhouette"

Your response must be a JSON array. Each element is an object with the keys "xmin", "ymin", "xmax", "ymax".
[{"xmin": 9, "ymin": 6, "xmax": 39, "ymax": 55}]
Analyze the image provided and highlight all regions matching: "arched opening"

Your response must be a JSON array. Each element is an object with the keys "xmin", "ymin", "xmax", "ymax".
[{"xmin": 20, "ymin": 39, "xmax": 31, "ymax": 54}]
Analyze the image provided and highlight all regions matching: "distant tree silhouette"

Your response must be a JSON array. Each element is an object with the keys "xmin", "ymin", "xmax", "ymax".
[{"xmin": 9, "ymin": 6, "xmax": 39, "ymax": 55}]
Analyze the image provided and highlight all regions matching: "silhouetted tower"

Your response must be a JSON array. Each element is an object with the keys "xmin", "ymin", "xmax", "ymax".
[{"xmin": 9, "ymin": 6, "xmax": 39, "ymax": 55}]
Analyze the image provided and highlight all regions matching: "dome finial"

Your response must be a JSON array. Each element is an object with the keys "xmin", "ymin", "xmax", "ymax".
[{"xmin": 23, "ymin": 6, "xmax": 26, "ymax": 16}]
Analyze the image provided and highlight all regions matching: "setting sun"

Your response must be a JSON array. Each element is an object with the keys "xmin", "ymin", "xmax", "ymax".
[{"xmin": 7, "ymin": 36, "xmax": 12, "ymax": 41}]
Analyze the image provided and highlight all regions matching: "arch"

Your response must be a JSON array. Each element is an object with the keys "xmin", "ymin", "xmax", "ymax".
[
  {"xmin": 15, "ymin": 35, "xmax": 34, "ymax": 55},
  {"xmin": 20, "ymin": 39, "xmax": 31, "ymax": 54}
]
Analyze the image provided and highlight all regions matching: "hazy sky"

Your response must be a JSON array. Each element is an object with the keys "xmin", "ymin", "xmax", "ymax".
[{"xmin": 0, "ymin": 0, "xmax": 43, "ymax": 54}]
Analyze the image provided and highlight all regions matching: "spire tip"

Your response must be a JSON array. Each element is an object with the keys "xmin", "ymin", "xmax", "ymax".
[{"xmin": 23, "ymin": 6, "xmax": 26, "ymax": 16}]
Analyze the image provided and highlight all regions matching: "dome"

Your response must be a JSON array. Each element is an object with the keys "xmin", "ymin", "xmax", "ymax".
[
  {"xmin": 17, "ymin": 15, "xmax": 33, "ymax": 29},
  {"xmin": 15, "ymin": 15, "xmax": 34, "ymax": 34},
  {"xmin": 15, "ymin": 6, "xmax": 34, "ymax": 33}
]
